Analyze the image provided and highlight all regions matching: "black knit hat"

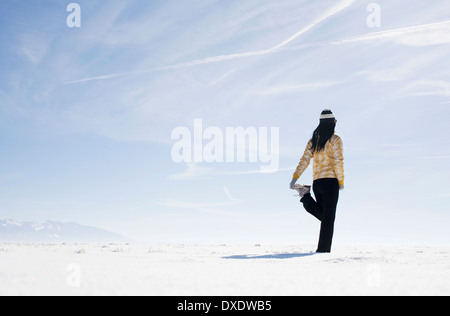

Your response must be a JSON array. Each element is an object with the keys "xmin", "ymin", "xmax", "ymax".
[{"xmin": 320, "ymin": 109, "xmax": 335, "ymax": 121}]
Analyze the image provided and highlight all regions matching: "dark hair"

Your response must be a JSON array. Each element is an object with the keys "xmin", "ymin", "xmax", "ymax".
[{"xmin": 310, "ymin": 118, "xmax": 336, "ymax": 153}]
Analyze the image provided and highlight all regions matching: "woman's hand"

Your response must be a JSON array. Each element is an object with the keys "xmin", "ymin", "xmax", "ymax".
[{"xmin": 290, "ymin": 178, "xmax": 297, "ymax": 190}]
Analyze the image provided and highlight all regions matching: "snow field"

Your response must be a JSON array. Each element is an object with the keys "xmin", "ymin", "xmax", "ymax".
[{"xmin": 0, "ymin": 243, "xmax": 449, "ymax": 296}]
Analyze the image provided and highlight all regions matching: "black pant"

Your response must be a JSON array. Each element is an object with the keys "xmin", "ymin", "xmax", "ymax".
[{"xmin": 300, "ymin": 178, "xmax": 339, "ymax": 253}]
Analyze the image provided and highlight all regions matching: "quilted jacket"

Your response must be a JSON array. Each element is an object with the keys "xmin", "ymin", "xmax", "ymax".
[{"xmin": 293, "ymin": 134, "xmax": 344, "ymax": 186}]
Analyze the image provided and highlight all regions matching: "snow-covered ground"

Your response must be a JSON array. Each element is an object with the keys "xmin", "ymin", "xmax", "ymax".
[{"xmin": 0, "ymin": 243, "xmax": 449, "ymax": 296}]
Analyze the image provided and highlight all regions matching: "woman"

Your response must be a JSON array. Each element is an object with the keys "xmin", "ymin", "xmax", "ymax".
[{"xmin": 290, "ymin": 109, "xmax": 344, "ymax": 253}]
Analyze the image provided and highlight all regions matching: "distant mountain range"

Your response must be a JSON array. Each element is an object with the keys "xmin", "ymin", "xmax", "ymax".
[{"xmin": 0, "ymin": 219, "xmax": 130, "ymax": 243}]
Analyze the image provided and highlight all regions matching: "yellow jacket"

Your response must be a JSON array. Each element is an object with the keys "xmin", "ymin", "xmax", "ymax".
[{"xmin": 293, "ymin": 134, "xmax": 344, "ymax": 186}]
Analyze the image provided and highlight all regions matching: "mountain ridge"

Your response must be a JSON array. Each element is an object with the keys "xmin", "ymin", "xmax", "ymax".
[{"xmin": 0, "ymin": 219, "xmax": 130, "ymax": 243}]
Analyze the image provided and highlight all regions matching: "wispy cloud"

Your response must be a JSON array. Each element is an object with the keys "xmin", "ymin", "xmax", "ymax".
[
  {"xmin": 210, "ymin": 69, "xmax": 238, "ymax": 86},
  {"xmin": 64, "ymin": 11, "xmax": 450, "ymax": 87},
  {"xmin": 403, "ymin": 80, "xmax": 450, "ymax": 97},
  {"xmin": 64, "ymin": 73, "xmax": 126, "ymax": 85},
  {"xmin": 169, "ymin": 163, "xmax": 291, "ymax": 180},
  {"xmin": 215, "ymin": 167, "xmax": 292, "ymax": 176},
  {"xmin": 64, "ymin": 0, "xmax": 357, "ymax": 85},
  {"xmin": 163, "ymin": 0, "xmax": 357, "ymax": 68},
  {"xmin": 168, "ymin": 163, "xmax": 213, "ymax": 181},
  {"xmin": 17, "ymin": 32, "xmax": 51, "ymax": 64},
  {"xmin": 267, "ymin": 0, "xmax": 356, "ymax": 51},
  {"xmin": 223, "ymin": 186, "xmax": 242, "ymax": 202},
  {"xmin": 251, "ymin": 81, "xmax": 344, "ymax": 96},
  {"xmin": 323, "ymin": 20, "xmax": 450, "ymax": 47},
  {"xmin": 65, "ymin": 16, "xmax": 450, "ymax": 83}
]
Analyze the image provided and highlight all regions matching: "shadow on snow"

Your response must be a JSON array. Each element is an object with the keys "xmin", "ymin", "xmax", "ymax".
[{"xmin": 223, "ymin": 252, "xmax": 316, "ymax": 260}]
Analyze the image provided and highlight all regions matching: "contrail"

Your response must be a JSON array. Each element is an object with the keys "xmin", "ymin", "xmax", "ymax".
[
  {"xmin": 64, "ymin": 0, "xmax": 356, "ymax": 85},
  {"xmin": 65, "ymin": 17, "xmax": 450, "ymax": 85},
  {"xmin": 268, "ymin": 0, "xmax": 356, "ymax": 51},
  {"xmin": 163, "ymin": 0, "xmax": 357, "ymax": 67},
  {"xmin": 65, "ymin": 73, "xmax": 125, "ymax": 84},
  {"xmin": 326, "ymin": 19, "xmax": 450, "ymax": 46}
]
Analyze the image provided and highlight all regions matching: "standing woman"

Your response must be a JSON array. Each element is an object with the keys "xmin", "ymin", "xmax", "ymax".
[{"xmin": 290, "ymin": 109, "xmax": 344, "ymax": 253}]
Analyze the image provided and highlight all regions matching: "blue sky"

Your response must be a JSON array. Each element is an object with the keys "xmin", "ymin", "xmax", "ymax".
[{"xmin": 1, "ymin": 0, "xmax": 450, "ymax": 245}]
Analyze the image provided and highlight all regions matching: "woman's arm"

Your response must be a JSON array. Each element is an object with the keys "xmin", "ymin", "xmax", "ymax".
[
  {"xmin": 332, "ymin": 136, "xmax": 345, "ymax": 186},
  {"xmin": 293, "ymin": 140, "xmax": 314, "ymax": 181}
]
